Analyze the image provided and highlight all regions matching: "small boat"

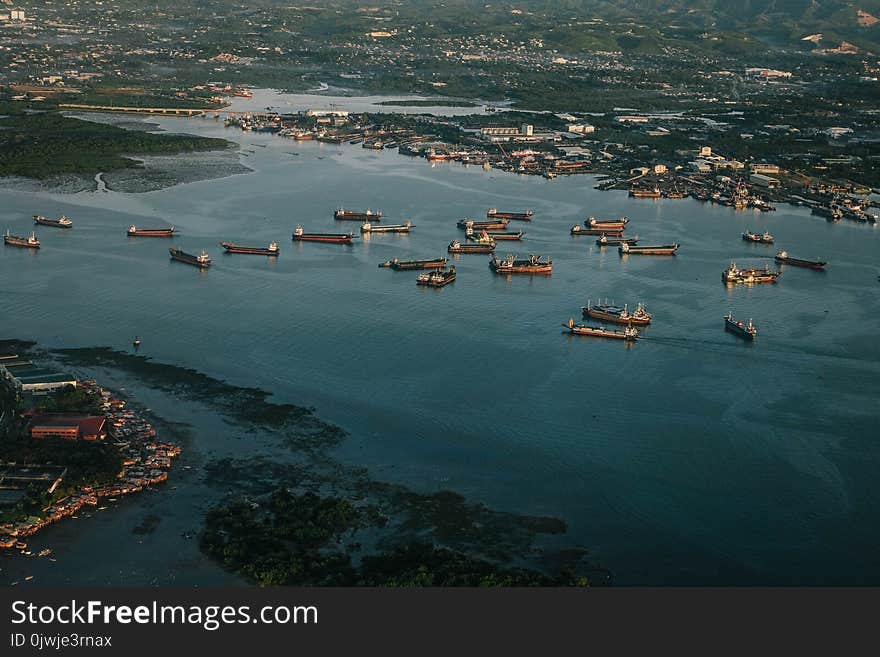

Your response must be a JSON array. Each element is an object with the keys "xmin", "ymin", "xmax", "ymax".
[
  {"xmin": 722, "ymin": 262, "xmax": 780, "ymax": 285},
  {"xmin": 774, "ymin": 250, "xmax": 827, "ymax": 270},
  {"xmin": 379, "ymin": 257, "xmax": 447, "ymax": 270},
  {"xmin": 742, "ymin": 230, "xmax": 774, "ymax": 244},
  {"xmin": 724, "ymin": 312, "xmax": 757, "ymax": 340},
  {"xmin": 619, "ymin": 242, "xmax": 678, "ymax": 255},
  {"xmin": 448, "ymin": 240, "xmax": 495, "ymax": 254},
  {"xmin": 361, "ymin": 221, "xmax": 412, "ymax": 233},
  {"xmin": 169, "ymin": 248, "xmax": 211, "ymax": 268},
  {"xmin": 334, "ymin": 208, "xmax": 382, "ymax": 221},
  {"xmin": 34, "ymin": 214, "xmax": 72, "ymax": 228},
  {"xmin": 596, "ymin": 234, "xmax": 639, "ymax": 246},
  {"xmin": 4, "ymin": 230, "xmax": 40, "ymax": 249},
  {"xmin": 487, "ymin": 208, "xmax": 533, "ymax": 221},
  {"xmin": 582, "ymin": 301, "xmax": 652, "ymax": 325},
  {"xmin": 292, "ymin": 225, "xmax": 355, "ymax": 244},
  {"xmin": 571, "ymin": 225, "xmax": 623, "ymax": 237},
  {"xmin": 457, "ymin": 218, "xmax": 509, "ymax": 230},
  {"xmin": 489, "ymin": 253, "xmax": 552, "ymax": 274},
  {"xmin": 585, "ymin": 216, "xmax": 628, "ymax": 230},
  {"xmin": 416, "ymin": 266, "xmax": 456, "ymax": 287},
  {"xmin": 220, "ymin": 241, "xmax": 279, "ymax": 255},
  {"xmin": 133, "ymin": 337, "xmax": 141, "ymax": 347},
  {"xmin": 563, "ymin": 318, "xmax": 638, "ymax": 341},
  {"xmin": 128, "ymin": 225, "xmax": 175, "ymax": 237}
]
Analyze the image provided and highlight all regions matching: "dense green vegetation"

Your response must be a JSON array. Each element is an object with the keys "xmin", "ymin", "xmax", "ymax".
[{"xmin": 201, "ymin": 489, "xmax": 590, "ymax": 587}]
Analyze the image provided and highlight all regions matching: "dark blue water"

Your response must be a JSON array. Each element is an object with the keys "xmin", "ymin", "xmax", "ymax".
[{"xmin": 2, "ymin": 114, "xmax": 879, "ymax": 584}]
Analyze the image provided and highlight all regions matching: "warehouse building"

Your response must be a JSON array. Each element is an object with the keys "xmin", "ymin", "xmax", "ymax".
[{"xmin": 0, "ymin": 357, "xmax": 77, "ymax": 396}]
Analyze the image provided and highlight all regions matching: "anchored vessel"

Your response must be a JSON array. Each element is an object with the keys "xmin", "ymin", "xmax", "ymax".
[
  {"xmin": 724, "ymin": 312, "xmax": 757, "ymax": 340},
  {"xmin": 457, "ymin": 218, "xmax": 509, "ymax": 231},
  {"xmin": 34, "ymin": 214, "xmax": 72, "ymax": 228},
  {"xmin": 597, "ymin": 234, "xmax": 639, "ymax": 246},
  {"xmin": 619, "ymin": 242, "xmax": 678, "ymax": 255},
  {"xmin": 774, "ymin": 250, "xmax": 827, "ymax": 270},
  {"xmin": 169, "ymin": 248, "xmax": 211, "ymax": 268},
  {"xmin": 334, "ymin": 208, "xmax": 382, "ymax": 221},
  {"xmin": 361, "ymin": 221, "xmax": 413, "ymax": 233},
  {"xmin": 489, "ymin": 254, "xmax": 552, "ymax": 274},
  {"xmin": 128, "ymin": 225, "xmax": 175, "ymax": 237},
  {"xmin": 571, "ymin": 225, "xmax": 623, "ymax": 237},
  {"xmin": 475, "ymin": 230, "xmax": 524, "ymax": 241},
  {"xmin": 586, "ymin": 216, "xmax": 629, "ymax": 230},
  {"xmin": 379, "ymin": 257, "xmax": 448, "ymax": 270},
  {"xmin": 564, "ymin": 318, "xmax": 639, "ymax": 341},
  {"xmin": 448, "ymin": 239, "xmax": 495, "ymax": 254},
  {"xmin": 292, "ymin": 225, "xmax": 355, "ymax": 244},
  {"xmin": 487, "ymin": 208, "xmax": 533, "ymax": 221},
  {"xmin": 465, "ymin": 228, "xmax": 496, "ymax": 245},
  {"xmin": 722, "ymin": 262, "xmax": 780, "ymax": 285},
  {"xmin": 416, "ymin": 266, "xmax": 456, "ymax": 287},
  {"xmin": 220, "ymin": 241, "xmax": 279, "ymax": 256},
  {"xmin": 4, "ymin": 230, "xmax": 40, "ymax": 249},
  {"xmin": 582, "ymin": 301, "xmax": 652, "ymax": 325},
  {"xmin": 629, "ymin": 188, "xmax": 661, "ymax": 199},
  {"xmin": 742, "ymin": 230, "xmax": 774, "ymax": 244}
]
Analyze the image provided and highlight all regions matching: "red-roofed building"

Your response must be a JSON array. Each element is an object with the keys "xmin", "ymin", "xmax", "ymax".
[{"xmin": 29, "ymin": 415, "xmax": 107, "ymax": 441}]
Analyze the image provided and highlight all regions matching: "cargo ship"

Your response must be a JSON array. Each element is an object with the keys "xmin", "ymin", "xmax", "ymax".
[
  {"xmin": 629, "ymin": 187, "xmax": 661, "ymax": 199},
  {"xmin": 489, "ymin": 254, "xmax": 552, "ymax": 274},
  {"xmin": 619, "ymin": 243, "xmax": 678, "ymax": 255},
  {"xmin": 220, "ymin": 241, "xmax": 279, "ymax": 256},
  {"xmin": 774, "ymin": 250, "xmax": 827, "ymax": 270},
  {"xmin": 466, "ymin": 227, "xmax": 523, "ymax": 241},
  {"xmin": 570, "ymin": 225, "xmax": 623, "ymax": 237},
  {"xmin": 4, "ymin": 230, "xmax": 40, "ymax": 249},
  {"xmin": 563, "ymin": 318, "xmax": 638, "ymax": 341},
  {"xmin": 292, "ymin": 225, "xmax": 355, "ymax": 244},
  {"xmin": 379, "ymin": 257, "xmax": 447, "ymax": 270},
  {"xmin": 361, "ymin": 221, "xmax": 412, "ymax": 234},
  {"xmin": 582, "ymin": 301, "xmax": 652, "ymax": 325},
  {"xmin": 416, "ymin": 266, "xmax": 456, "ymax": 287},
  {"xmin": 586, "ymin": 216, "xmax": 629, "ymax": 230},
  {"xmin": 465, "ymin": 228, "xmax": 496, "ymax": 245},
  {"xmin": 596, "ymin": 234, "xmax": 639, "ymax": 246},
  {"xmin": 724, "ymin": 313, "xmax": 757, "ymax": 340},
  {"xmin": 448, "ymin": 240, "xmax": 495, "ymax": 254},
  {"xmin": 128, "ymin": 225, "xmax": 175, "ymax": 238},
  {"xmin": 457, "ymin": 218, "xmax": 509, "ymax": 231},
  {"xmin": 169, "ymin": 248, "xmax": 211, "ymax": 268},
  {"xmin": 34, "ymin": 214, "xmax": 72, "ymax": 228},
  {"xmin": 742, "ymin": 230, "xmax": 774, "ymax": 244},
  {"xmin": 722, "ymin": 262, "xmax": 780, "ymax": 285},
  {"xmin": 486, "ymin": 208, "xmax": 533, "ymax": 221},
  {"xmin": 334, "ymin": 208, "xmax": 382, "ymax": 221}
]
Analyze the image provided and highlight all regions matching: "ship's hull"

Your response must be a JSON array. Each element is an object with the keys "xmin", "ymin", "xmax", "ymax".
[
  {"xmin": 476, "ymin": 231, "xmax": 523, "ymax": 241},
  {"xmin": 416, "ymin": 271, "xmax": 456, "ymax": 287},
  {"xmin": 487, "ymin": 211, "xmax": 532, "ymax": 221},
  {"xmin": 565, "ymin": 325, "xmax": 636, "ymax": 340},
  {"xmin": 169, "ymin": 249, "xmax": 210, "ymax": 268},
  {"xmin": 725, "ymin": 320, "xmax": 756, "ymax": 340},
  {"xmin": 582, "ymin": 307, "xmax": 651, "ymax": 325},
  {"xmin": 34, "ymin": 218, "xmax": 71, "ymax": 229},
  {"xmin": 596, "ymin": 237, "xmax": 639, "ymax": 246},
  {"xmin": 335, "ymin": 211, "xmax": 382, "ymax": 221},
  {"xmin": 490, "ymin": 261, "xmax": 552, "ymax": 274},
  {"xmin": 775, "ymin": 256, "xmax": 826, "ymax": 270},
  {"xmin": 449, "ymin": 244, "xmax": 495, "ymax": 254},
  {"xmin": 620, "ymin": 245, "xmax": 678, "ymax": 255},
  {"xmin": 586, "ymin": 220, "xmax": 628, "ymax": 230},
  {"xmin": 129, "ymin": 228, "xmax": 175, "ymax": 237},
  {"xmin": 379, "ymin": 258, "xmax": 447, "ymax": 270},
  {"xmin": 742, "ymin": 233, "xmax": 773, "ymax": 243},
  {"xmin": 572, "ymin": 228, "xmax": 623, "ymax": 237},
  {"xmin": 361, "ymin": 225, "xmax": 411, "ymax": 233},
  {"xmin": 4, "ymin": 237, "xmax": 39, "ymax": 249},
  {"xmin": 458, "ymin": 221, "xmax": 508, "ymax": 230},
  {"xmin": 220, "ymin": 243, "xmax": 279, "ymax": 256},
  {"xmin": 629, "ymin": 190, "xmax": 661, "ymax": 198},
  {"xmin": 293, "ymin": 234, "xmax": 353, "ymax": 244}
]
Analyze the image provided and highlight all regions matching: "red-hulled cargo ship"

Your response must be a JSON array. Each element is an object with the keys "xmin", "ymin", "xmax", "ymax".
[
  {"xmin": 489, "ymin": 254, "xmax": 552, "ymax": 274},
  {"xmin": 4, "ymin": 230, "xmax": 40, "ymax": 249},
  {"xmin": 486, "ymin": 208, "xmax": 533, "ymax": 221},
  {"xmin": 563, "ymin": 318, "xmax": 638, "ymax": 341},
  {"xmin": 448, "ymin": 240, "xmax": 495, "ymax": 254},
  {"xmin": 570, "ymin": 225, "xmax": 623, "ymax": 237},
  {"xmin": 585, "ymin": 216, "xmax": 628, "ymax": 230},
  {"xmin": 128, "ymin": 225, "xmax": 175, "ymax": 237},
  {"xmin": 457, "ymin": 218, "xmax": 509, "ymax": 230},
  {"xmin": 292, "ymin": 225, "xmax": 355, "ymax": 244}
]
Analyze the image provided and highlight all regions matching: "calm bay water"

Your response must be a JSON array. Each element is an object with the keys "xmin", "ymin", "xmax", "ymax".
[{"xmin": 2, "ymin": 111, "xmax": 880, "ymax": 585}]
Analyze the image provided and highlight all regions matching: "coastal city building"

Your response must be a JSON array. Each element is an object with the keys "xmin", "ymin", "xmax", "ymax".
[{"xmin": 0, "ymin": 356, "xmax": 77, "ymax": 396}]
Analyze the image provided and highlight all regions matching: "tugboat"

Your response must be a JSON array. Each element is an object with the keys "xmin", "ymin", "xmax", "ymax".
[
  {"xmin": 448, "ymin": 239, "xmax": 495, "ymax": 254},
  {"xmin": 582, "ymin": 300, "xmax": 652, "ymax": 325},
  {"xmin": 596, "ymin": 234, "xmax": 639, "ymax": 246},
  {"xmin": 379, "ymin": 257, "xmax": 448, "ymax": 270},
  {"xmin": 334, "ymin": 208, "xmax": 382, "ymax": 221},
  {"xmin": 774, "ymin": 250, "xmax": 827, "ymax": 270},
  {"xmin": 563, "ymin": 318, "xmax": 638, "ymax": 341},
  {"xmin": 619, "ymin": 242, "xmax": 678, "ymax": 255},
  {"xmin": 34, "ymin": 214, "xmax": 72, "ymax": 228},
  {"xmin": 128, "ymin": 225, "xmax": 175, "ymax": 237},
  {"xmin": 169, "ymin": 248, "xmax": 211, "ymax": 268},
  {"xmin": 722, "ymin": 262, "xmax": 780, "ymax": 285},
  {"xmin": 4, "ymin": 230, "xmax": 40, "ymax": 249},
  {"xmin": 585, "ymin": 216, "xmax": 628, "ymax": 230},
  {"xmin": 457, "ymin": 218, "xmax": 509, "ymax": 231},
  {"xmin": 742, "ymin": 230, "xmax": 774, "ymax": 244},
  {"xmin": 292, "ymin": 225, "xmax": 355, "ymax": 244},
  {"xmin": 416, "ymin": 266, "xmax": 456, "ymax": 287},
  {"xmin": 220, "ymin": 241, "xmax": 279, "ymax": 256},
  {"xmin": 570, "ymin": 225, "xmax": 623, "ymax": 237},
  {"xmin": 489, "ymin": 254, "xmax": 552, "ymax": 274},
  {"xmin": 361, "ymin": 221, "xmax": 413, "ymax": 233},
  {"xmin": 724, "ymin": 312, "xmax": 757, "ymax": 341},
  {"xmin": 487, "ymin": 208, "xmax": 533, "ymax": 221}
]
